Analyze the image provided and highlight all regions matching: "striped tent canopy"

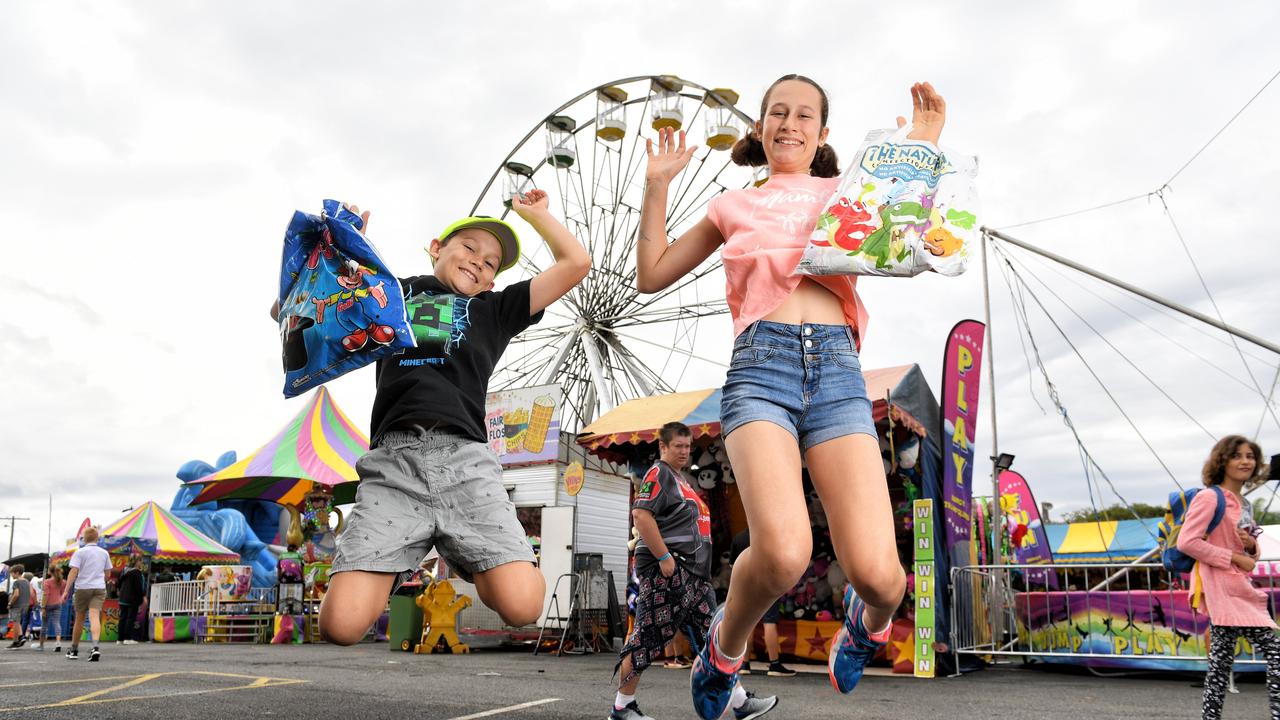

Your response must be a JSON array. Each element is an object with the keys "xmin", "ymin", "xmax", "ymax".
[
  {"xmin": 189, "ymin": 386, "xmax": 367, "ymax": 507},
  {"xmin": 578, "ymin": 364, "xmax": 929, "ymax": 458},
  {"xmin": 1042, "ymin": 518, "xmax": 1164, "ymax": 564},
  {"xmin": 52, "ymin": 502, "xmax": 238, "ymax": 565}
]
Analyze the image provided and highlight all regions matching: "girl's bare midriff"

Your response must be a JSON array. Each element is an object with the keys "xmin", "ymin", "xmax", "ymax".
[{"xmin": 760, "ymin": 276, "xmax": 846, "ymax": 327}]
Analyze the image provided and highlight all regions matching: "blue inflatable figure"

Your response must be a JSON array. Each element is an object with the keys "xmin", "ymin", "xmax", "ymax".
[{"xmin": 170, "ymin": 451, "xmax": 281, "ymax": 587}]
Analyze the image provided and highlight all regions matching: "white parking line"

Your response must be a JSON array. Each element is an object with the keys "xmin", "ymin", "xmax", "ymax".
[{"xmin": 447, "ymin": 698, "xmax": 561, "ymax": 719}]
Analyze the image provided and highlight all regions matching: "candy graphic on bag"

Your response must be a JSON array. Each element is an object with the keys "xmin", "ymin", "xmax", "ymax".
[
  {"xmin": 277, "ymin": 200, "xmax": 415, "ymax": 398},
  {"xmin": 797, "ymin": 127, "xmax": 979, "ymax": 278}
]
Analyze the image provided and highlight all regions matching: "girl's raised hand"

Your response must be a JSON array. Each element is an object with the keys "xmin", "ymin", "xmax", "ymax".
[
  {"xmin": 896, "ymin": 82, "xmax": 946, "ymax": 146},
  {"xmin": 511, "ymin": 188, "xmax": 550, "ymax": 217},
  {"xmin": 645, "ymin": 127, "xmax": 697, "ymax": 185}
]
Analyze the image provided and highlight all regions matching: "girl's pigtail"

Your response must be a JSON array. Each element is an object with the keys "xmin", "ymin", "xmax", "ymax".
[{"xmin": 730, "ymin": 131, "xmax": 768, "ymax": 168}]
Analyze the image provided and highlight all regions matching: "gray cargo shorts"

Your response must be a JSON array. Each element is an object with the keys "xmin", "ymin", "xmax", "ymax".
[{"xmin": 331, "ymin": 426, "xmax": 535, "ymax": 583}]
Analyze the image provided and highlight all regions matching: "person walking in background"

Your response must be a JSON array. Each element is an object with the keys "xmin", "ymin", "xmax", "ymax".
[
  {"xmin": 610, "ymin": 422, "xmax": 777, "ymax": 720},
  {"xmin": 116, "ymin": 557, "xmax": 146, "ymax": 645},
  {"xmin": 5, "ymin": 565, "xmax": 31, "ymax": 649},
  {"xmin": 39, "ymin": 566, "xmax": 66, "ymax": 653},
  {"xmin": 1177, "ymin": 435, "xmax": 1278, "ymax": 720},
  {"xmin": 65, "ymin": 527, "xmax": 111, "ymax": 661}
]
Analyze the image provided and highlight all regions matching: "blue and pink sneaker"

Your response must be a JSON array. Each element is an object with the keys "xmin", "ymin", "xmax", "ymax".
[
  {"xmin": 828, "ymin": 585, "xmax": 887, "ymax": 694},
  {"xmin": 690, "ymin": 607, "xmax": 741, "ymax": 720}
]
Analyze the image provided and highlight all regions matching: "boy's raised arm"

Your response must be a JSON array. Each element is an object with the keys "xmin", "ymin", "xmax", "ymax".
[{"xmin": 514, "ymin": 190, "xmax": 591, "ymax": 316}]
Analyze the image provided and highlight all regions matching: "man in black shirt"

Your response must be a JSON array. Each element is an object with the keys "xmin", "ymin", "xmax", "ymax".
[
  {"xmin": 610, "ymin": 423, "xmax": 777, "ymax": 720},
  {"xmin": 275, "ymin": 193, "xmax": 590, "ymax": 645}
]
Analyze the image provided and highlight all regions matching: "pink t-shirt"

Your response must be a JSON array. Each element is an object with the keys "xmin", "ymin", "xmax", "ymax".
[{"xmin": 706, "ymin": 173, "xmax": 870, "ymax": 348}]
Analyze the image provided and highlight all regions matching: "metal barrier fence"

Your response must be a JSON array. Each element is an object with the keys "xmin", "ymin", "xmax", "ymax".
[
  {"xmin": 950, "ymin": 562, "xmax": 1280, "ymax": 668},
  {"xmin": 150, "ymin": 580, "xmax": 213, "ymax": 616}
]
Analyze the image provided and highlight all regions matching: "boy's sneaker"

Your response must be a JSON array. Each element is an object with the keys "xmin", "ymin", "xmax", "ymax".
[
  {"xmin": 690, "ymin": 607, "xmax": 740, "ymax": 720},
  {"xmin": 65, "ymin": 649, "xmax": 79, "ymax": 660},
  {"xmin": 663, "ymin": 656, "xmax": 692, "ymax": 669},
  {"xmin": 54, "ymin": 645, "xmax": 62, "ymax": 653},
  {"xmin": 766, "ymin": 661, "xmax": 797, "ymax": 677},
  {"xmin": 123, "ymin": 639, "xmax": 139, "ymax": 645},
  {"xmin": 88, "ymin": 648, "xmax": 101, "ymax": 662},
  {"xmin": 738, "ymin": 661, "xmax": 752, "ymax": 675},
  {"xmin": 828, "ymin": 586, "xmax": 886, "ymax": 694},
  {"xmin": 733, "ymin": 691, "xmax": 779, "ymax": 720},
  {"xmin": 608, "ymin": 700, "xmax": 654, "ymax": 720}
]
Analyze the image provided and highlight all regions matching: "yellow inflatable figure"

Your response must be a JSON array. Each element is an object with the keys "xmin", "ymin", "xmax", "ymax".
[{"xmin": 414, "ymin": 579, "xmax": 472, "ymax": 654}]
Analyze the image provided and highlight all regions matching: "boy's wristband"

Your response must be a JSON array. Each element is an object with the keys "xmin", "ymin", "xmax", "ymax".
[{"xmin": 657, "ymin": 552, "xmax": 672, "ymax": 562}]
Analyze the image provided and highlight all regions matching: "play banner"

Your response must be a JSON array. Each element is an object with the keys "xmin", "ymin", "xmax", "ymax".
[
  {"xmin": 998, "ymin": 470, "xmax": 1058, "ymax": 588},
  {"xmin": 484, "ymin": 383, "xmax": 563, "ymax": 466},
  {"xmin": 913, "ymin": 499, "xmax": 937, "ymax": 678},
  {"xmin": 941, "ymin": 320, "xmax": 985, "ymax": 564}
]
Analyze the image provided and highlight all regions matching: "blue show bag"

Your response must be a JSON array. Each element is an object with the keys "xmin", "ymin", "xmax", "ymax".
[
  {"xmin": 277, "ymin": 200, "xmax": 414, "ymax": 397},
  {"xmin": 1157, "ymin": 486, "xmax": 1226, "ymax": 574}
]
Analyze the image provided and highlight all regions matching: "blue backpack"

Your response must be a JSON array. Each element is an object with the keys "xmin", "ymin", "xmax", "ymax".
[{"xmin": 1157, "ymin": 486, "xmax": 1226, "ymax": 573}]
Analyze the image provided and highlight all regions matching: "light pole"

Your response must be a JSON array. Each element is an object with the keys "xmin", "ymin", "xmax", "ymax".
[{"xmin": 2, "ymin": 516, "xmax": 31, "ymax": 592}]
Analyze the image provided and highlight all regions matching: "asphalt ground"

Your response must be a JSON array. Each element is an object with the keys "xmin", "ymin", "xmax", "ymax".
[{"xmin": 0, "ymin": 641, "xmax": 1268, "ymax": 719}]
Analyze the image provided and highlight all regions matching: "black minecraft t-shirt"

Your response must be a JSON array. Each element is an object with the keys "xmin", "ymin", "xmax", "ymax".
[
  {"xmin": 369, "ymin": 275, "xmax": 542, "ymax": 446},
  {"xmin": 633, "ymin": 461, "xmax": 713, "ymax": 578}
]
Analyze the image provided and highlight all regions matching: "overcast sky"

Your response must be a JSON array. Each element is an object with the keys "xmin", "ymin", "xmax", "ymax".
[{"xmin": 3, "ymin": 1, "xmax": 1278, "ymax": 558}]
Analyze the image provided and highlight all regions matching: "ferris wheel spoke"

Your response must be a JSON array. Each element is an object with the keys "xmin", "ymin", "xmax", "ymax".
[
  {"xmin": 603, "ymin": 327, "xmax": 730, "ymax": 369},
  {"xmin": 626, "ymin": 260, "xmax": 724, "ymax": 315},
  {"xmin": 604, "ymin": 301, "xmax": 730, "ymax": 327},
  {"xmin": 601, "ymin": 332, "xmax": 672, "ymax": 396},
  {"xmin": 607, "ymin": 339, "xmax": 682, "ymax": 396}
]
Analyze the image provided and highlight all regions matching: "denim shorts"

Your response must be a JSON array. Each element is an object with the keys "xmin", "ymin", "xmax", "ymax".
[
  {"xmin": 720, "ymin": 320, "xmax": 877, "ymax": 450},
  {"xmin": 331, "ymin": 426, "xmax": 535, "ymax": 583}
]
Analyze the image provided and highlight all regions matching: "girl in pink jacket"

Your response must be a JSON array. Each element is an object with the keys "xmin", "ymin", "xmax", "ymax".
[{"xmin": 1177, "ymin": 435, "xmax": 1276, "ymax": 720}]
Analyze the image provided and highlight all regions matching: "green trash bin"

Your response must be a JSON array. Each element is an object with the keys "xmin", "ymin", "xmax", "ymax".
[{"xmin": 388, "ymin": 593, "xmax": 424, "ymax": 652}]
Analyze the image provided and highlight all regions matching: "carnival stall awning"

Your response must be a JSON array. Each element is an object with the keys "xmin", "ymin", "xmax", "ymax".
[
  {"xmin": 52, "ymin": 501, "xmax": 239, "ymax": 565},
  {"xmin": 577, "ymin": 364, "xmax": 930, "ymax": 456},
  {"xmin": 1042, "ymin": 518, "xmax": 1163, "ymax": 564},
  {"xmin": 188, "ymin": 386, "xmax": 367, "ymax": 507}
]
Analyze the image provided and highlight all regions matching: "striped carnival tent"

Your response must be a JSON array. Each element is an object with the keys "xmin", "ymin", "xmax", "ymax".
[
  {"xmin": 188, "ymin": 386, "xmax": 367, "ymax": 507},
  {"xmin": 1042, "ymin": 518, "xmax": 1164, "ymax": 564},
  {"xmin": 52, "ymin": 501, "xmax": 239, "ymax": 565}
]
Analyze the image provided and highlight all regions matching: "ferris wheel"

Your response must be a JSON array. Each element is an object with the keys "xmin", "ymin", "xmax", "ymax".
[{"xmin": 471, "ymin": 75, "xmax": 760, "ymax": 431}]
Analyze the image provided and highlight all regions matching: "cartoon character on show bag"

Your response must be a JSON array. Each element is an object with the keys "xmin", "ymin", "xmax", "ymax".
[{"xmin": 299, "ymin": 229, "xmax": 397, "ymax": 353}]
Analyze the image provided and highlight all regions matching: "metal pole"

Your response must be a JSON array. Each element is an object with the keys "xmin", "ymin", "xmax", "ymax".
[
  {"xmin": 1089, "ymin": 546, "xmax": 1160, "ymax": 592},
  {"xmin": 983, "ymin": 227, "xmax": 1280, "ymax": 355},
  {"xmin": 981, "ymin": 232, "xmax": 1004, "ymax": 652},
  {"xmin": 4, "ymin": 516, "xmax": 30, "ymax": 592}
]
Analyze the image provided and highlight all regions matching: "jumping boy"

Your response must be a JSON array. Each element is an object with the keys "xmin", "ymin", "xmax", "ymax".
[{"xmin": 274, "ymin": 190, "xmax": 591, "ymax": 642}]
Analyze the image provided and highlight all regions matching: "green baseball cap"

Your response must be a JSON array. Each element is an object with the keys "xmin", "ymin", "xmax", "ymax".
[{"xmin": 433, "ymin": 216, "xmax": 521, "ymax": 275}]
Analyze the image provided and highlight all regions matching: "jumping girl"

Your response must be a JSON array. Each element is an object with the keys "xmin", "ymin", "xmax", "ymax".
[{"xmin": 636, "ymin": 75, "xmax": 948, "ymax": 718}]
